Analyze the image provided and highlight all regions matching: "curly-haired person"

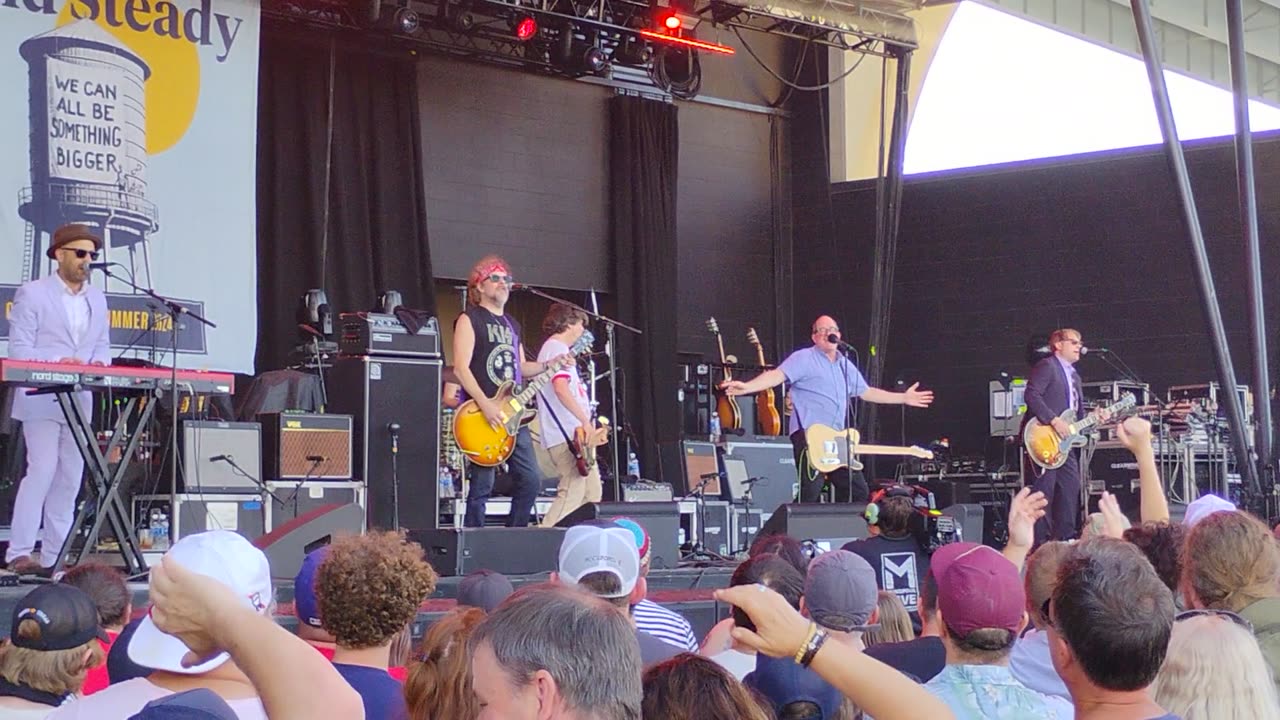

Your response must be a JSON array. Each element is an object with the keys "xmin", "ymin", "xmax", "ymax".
[{"xmin": 317, "ymin": 531, "xmax": 438, "ymax": 720}]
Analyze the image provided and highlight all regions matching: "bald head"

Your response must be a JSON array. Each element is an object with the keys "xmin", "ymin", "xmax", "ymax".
[{"xmin": 812, "ymin": 316, "xmax": 841, "ymax": 353}]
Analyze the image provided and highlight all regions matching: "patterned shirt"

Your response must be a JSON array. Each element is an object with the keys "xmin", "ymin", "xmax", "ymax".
[
  {"xmin": 925, "ymin": 664, "xmax": 1073, "ymax": 720},
  {"xmin": 632, "ymin": 599, "xmax": 698, "ymax": 652}
]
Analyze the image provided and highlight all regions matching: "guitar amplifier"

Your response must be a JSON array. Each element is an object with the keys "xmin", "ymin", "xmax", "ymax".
[
  {"xmin": 260, "ymin": 413, "xmax": 354, "ymax": 481},
  {"xmin": 619, "ymin": 481, "xmax": 675, "ymax": 503},
  {"xmin": 339, "ymin": 312, "xmax": 441, "ymax": 358},
  {"xmin": 1085, "ymin": 442, "xmax": 1142, "ymax": 522}
]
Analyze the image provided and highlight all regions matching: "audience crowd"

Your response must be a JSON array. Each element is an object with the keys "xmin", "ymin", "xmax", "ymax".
[{"xmin": 0, "ymin": 417, "xmax": 1278, "ymax": 719}]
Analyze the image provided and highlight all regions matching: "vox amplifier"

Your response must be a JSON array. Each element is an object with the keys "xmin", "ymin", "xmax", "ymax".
[{"xmin": 260, "ymin": 413, "xmax": 354, "ymax": 481}]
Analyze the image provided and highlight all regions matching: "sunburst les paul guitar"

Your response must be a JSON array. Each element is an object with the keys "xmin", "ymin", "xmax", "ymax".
[
  {"xmin": 453, "ymin": 352, "xmax": 581, "ymax": 467},
  {"xmin": 805, "ymin": 424, "xmax": 934, "ymax": 473},
  {"xmin": 1023, "ymin": 393, "xmax": 1137, "ymax": 471}
]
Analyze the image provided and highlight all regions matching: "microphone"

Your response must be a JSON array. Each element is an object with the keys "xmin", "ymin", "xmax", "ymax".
[
  {"xmin": 89, "ymin": 262, "xmax": 119, "ymax": 270},
  {"xmin": 387, "ymin": 422, "xmax": 401, "ymax": 434},
  {"xmin": 1082, "ymin": 346, "xmax": 1109, "ymax": 355},
  {"xmin": 305, "ymin": 455, "xmax": 327, "ymax": 462},
  {"xmin": 826, "ymin": 334, "xmax": 856, "ymax": 350},
  {"xmin": 209, "ymin": 454, "xmax": 230, "ymax": 462},
  {"xmin": 700, "ymin": 471, "xmax": 725, "ymax": 480},
  {"xmin": 742, "ymin": 476, "xmax": 766, "ymax": 485}
]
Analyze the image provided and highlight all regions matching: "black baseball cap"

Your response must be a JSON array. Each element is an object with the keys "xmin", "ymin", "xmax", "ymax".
[{"xmin": 10, "ymin": 584, "xmax": 108, "ymax": 651}]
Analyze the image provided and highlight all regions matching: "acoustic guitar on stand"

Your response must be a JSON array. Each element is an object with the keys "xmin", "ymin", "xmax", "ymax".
[
  {"xmin": 1023, "ymin": 393, "xmax": 1137, "ymax": 471},
  {"xmin": 453, "ymin": 353, "xmax": 580, "ymax": 467},
  {"xmin": 746, "ymin": 327, "xmax": 782, "ymax": 436},
  {"xmin": 706, "ymin": 317, "xmax": 742, "ymax": 431},
  {"xmin": 805, "ymin": 424, "xmax": 934, "ymax": 473}
]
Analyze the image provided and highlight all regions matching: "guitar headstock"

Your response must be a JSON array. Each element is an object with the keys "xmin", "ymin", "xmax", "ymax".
[
  {"xmin": 908, "ymin": 446, "xmax": 935, "ymax": 459},
  {"xmin": 1114, "ymin": 393, "xmax": 1137, "ymax": 411},
  {"xmin": 570, "ymin": 329, "xmax": 596, "ymax": 356},
  {"xmin": 746, "ymin": 327, "xmax": 760, "ymax": 347},
  {"xmin": 705, "ymin": 317, "xmax": 720, "ymax": 335}
]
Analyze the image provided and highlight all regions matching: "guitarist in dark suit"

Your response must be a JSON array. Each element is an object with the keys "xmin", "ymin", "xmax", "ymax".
[
  {"xmin": 453, "ymin": 256, "xmax": 568, "ymax": 528},
  {"xmin": 1023, "ymin": 327, "xmax": 1107, "ymax": 543}
]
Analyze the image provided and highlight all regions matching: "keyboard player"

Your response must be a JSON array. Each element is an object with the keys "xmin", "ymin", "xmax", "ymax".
[{"xmin": 5, "ymin": 224, "xmax": 111, "ymax": 575}]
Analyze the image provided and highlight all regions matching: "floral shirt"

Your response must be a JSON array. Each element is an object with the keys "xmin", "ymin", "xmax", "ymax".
[{"xmin": 925, "ymin": 664, "xmax": 1074, "ymax": 720}]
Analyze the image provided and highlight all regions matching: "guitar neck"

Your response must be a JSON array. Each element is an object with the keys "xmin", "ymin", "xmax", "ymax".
[
  {"xmin": 856, "ymin": 444, "xmax": 926, "ymax": 457},
  {"xmin": 516, "ymin": 365, "xmax": 563, "ymax": 407}
]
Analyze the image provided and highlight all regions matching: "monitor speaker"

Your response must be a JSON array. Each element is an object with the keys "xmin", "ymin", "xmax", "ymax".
[
  {"xmin": 759, "ymin": 503, "xmax": 869, "ymax": 551},
  {"xmin": 555, "ymin": 502, "xmax": 682, "ymax": 570},
  {"xmin": 254, "ymin": 503, "xmax": 366, "ymax": 582},
  {"xmin": 414, "ymin": 527, "xmax": 565, "ymax": 577}
]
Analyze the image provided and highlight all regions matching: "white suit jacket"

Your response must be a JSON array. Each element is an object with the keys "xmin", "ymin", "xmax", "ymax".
[{"xmin": 7, "ymin": 274, "xmax": 111, "ymax": 423}]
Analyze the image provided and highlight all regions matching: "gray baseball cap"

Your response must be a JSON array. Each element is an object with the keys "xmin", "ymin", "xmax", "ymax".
[
  {"xmin": 557, "ymin": 525, "xmax": 640, "ymax": 599},
  {"xmin": 804, "ymin": 550, "xmax": 878, "ymax": 632},
  {"xmin": 458, "ymin": 570, "xmax": 515, "ymax": 612}
]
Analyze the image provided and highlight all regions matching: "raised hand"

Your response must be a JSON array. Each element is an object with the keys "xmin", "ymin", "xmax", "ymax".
[
  {"xmin": 1006, "ymin": 487, "xmax": 1048, "ymax": 550},
  {"xmin": 1098, "ymin": 492, "xmax": 1128, "ymax": 539},
  {"xmin": 148, "ymin": 555, "xmax": 244, "ymax": 668},
  {"xmin": 714, "ymin": 584, "xmax": 811, "ymax": 659},
  {"xmin": 1115, "ymin": 417, "xmax": 1153, "ymax": 453}
]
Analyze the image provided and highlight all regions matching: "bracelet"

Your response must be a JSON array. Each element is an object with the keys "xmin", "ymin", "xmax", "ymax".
[
  {"xmin": 798, "ymin": 628, "xmax": 829, "ymax": 668},
  {"xmin": 793, "ymin": 622, "xmax": 818, "ymax": 665}
]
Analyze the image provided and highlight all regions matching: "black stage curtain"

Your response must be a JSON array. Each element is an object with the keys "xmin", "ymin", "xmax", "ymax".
[
  {"xmin": 610, "ymin": 96, "xmax": 681, "ymax": 486},
  {"xmin": 256, "ymin": 29, "xmax": 435, "ymax": 372}
]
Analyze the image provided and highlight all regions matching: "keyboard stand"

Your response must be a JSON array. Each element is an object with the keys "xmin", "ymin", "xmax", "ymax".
[{"xmin": 30, "ymin": 385, "xmax": 152, "ymax": 575}]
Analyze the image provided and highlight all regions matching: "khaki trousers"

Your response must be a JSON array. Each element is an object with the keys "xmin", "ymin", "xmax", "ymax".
[{"xmin": 540, "ymin": 442, "xmax": 603, "ymax": 527}]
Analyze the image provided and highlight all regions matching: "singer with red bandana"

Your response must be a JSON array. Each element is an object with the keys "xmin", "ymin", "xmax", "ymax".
[{"xmin": 721, "ymin": 315, "xmax": 933, "ymax": 503}]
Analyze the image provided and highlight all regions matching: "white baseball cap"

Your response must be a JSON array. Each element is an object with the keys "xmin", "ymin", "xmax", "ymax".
[
  {"xmin": 557, "ymin": 525, "xmax": 640, "ymax": 599},
  {"xmin": 129, "ymin": 530, "xmax": 272, "ymax": 674},
  {"xmin": 1183, "ymin": 494, "xmax": 1236, "ymax": 528}
]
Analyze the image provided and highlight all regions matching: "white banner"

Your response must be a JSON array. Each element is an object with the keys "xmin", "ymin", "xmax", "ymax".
[{"xmin": 0, "ymin": 0, "xmax": 260, "ymax": 373}]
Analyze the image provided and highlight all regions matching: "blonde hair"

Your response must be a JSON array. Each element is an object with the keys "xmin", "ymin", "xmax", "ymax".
[
  {"xmin": 1182, "ymin": 511, "xmax": 1280, "ymax": 612},
  {"xmin": 864, "ymin": 591, "xmax": 914, "ymax": 646},
  {"xmin": 405, "ymin": 607, "xmax": 485, "ymax": 720},
  {"xmin": 1151, "ymin": 614, "xmax": 1280, "ymax": 720},
  {"xmin": 0, "ymin": 635, "xmax": 104, "ymax": 696},
  {"xmin": 1024, "ymin": 541, "xmax": 1071, "ymax": 627}
]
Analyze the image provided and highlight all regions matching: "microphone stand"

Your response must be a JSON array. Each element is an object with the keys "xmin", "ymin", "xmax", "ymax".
[
  {"xmin": 285, "ymin": 458, "xmax": 324, "ymax": 520},
  {"xmin": 680, "ymin": 472, "xmax": 727, "ymax": 561},
  {"xmin": 97, "ymin": 264, "xmax": 216, "ymax": 543},
  {"xmin": 389, "ymin": 423, "xmax": 401, "ymax": 531},
  {"xmin": 216, "ymin": 456, "xmax": 286, "ymax": 506},
  {"xmin": 514, "ymin": 285, "xmax": 642, "ymax": 500}
]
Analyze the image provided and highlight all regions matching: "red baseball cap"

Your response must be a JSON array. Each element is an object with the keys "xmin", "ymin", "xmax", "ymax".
[{"xmin": 933, "ymin": 542, "xmax": 1025, "ymax": 637}]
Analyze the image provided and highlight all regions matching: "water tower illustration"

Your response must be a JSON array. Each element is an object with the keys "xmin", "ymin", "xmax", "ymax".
[{"xmin": 18, "ymin": 20, "xmax": 159, "ymax": 290}]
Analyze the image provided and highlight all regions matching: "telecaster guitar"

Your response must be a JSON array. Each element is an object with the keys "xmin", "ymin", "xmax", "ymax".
[
  {"xmin": 453, "ymin": 352, "xmax": 580, "ymax": 467},
  {"xmin": 1023, "ymin": 393, "xmax": 1137, "ymax": 471},
  {"xmin": 805, "ymin": 424, "xmax": 933, "ymax": 473}
]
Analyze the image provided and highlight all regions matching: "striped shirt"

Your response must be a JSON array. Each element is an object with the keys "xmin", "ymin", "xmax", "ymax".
[{"xmin": 632, "ymin": 599, "xmax": 698, "ymax": 652}]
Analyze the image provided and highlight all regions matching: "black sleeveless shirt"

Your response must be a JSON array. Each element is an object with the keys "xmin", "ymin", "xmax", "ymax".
[{"xmin": 462, "ymin": 306, "xmax": 522, "ymax": 398}]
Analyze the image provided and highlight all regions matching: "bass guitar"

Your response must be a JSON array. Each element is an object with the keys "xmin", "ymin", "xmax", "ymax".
[
  {"xmin": 746, "ymin": 327, "xmax": 782, "ymax": 436},
  {"xmin": 571, "ymin": 417, "xmax": 611, "ymax": 477},
  {"xmin": 706, "ymin": 317, "xmax": 742, "ymax": 431},
  {"xmin": 1023, "ymin": 393, "xmax": 1137, "ymax": 471},
  {"xmin": 453, "ymin": 353, "xmax": 579, "ymax": 467},
  {"xmin": 805, "ymin": 424, "xmax": 934, "ymax": 473}
]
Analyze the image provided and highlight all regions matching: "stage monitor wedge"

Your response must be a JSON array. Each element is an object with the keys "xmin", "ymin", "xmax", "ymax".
[{"xmin": 759, "ymin": 503, "xmax": 869, "ymax": 551}]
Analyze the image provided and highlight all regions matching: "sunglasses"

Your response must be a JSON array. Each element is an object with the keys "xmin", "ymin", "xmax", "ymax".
[
  {"xmin": 486, "ymin": 273, "xmax": 514, "ymax": 285},
  {"xmin": 1175, "ymin": 608, "xmax": 1253, "ymax": 633},
  {"xmin": 64, "ymin": 248, "xmax": 99, "ymax": 261}
]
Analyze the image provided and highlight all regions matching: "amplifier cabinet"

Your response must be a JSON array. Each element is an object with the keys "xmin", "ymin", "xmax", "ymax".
[
  {"xmin": 699, "ymin": 501, "xmax": 733, "ymax": 557},
  {"xmin": 177, "ymin": 421, "xmax": 263, "ymax": 493},
  {"xmin": 723, "ymin": 437, "xmax": 798, "ymax": 518},
  {"xmin": 732, "ymin": 505, "xmax": 764, "ymax": 554},
  {"xmin": 134, "ymin": 493, "xmax": 266, "ymax": 544},
  {"xmin": 260, "ymin": 413, "xmax": 353, "ymax": 481},
  {"xmin": 1086, "ymin": 442, "xmax": 1142, "ymax": 522}
]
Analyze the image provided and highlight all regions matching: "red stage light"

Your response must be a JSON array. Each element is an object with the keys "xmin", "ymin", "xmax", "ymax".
[
  {"xmin": 661, "ymin": 12, "xmax": 681, "ymax": 30},
  {"xmin": 514, "ymin": 15, "xmax": 538, "ymax": 41},
  {"xmin": 639, "ymin": 29, "xmax": 735, "ymax": 55}
]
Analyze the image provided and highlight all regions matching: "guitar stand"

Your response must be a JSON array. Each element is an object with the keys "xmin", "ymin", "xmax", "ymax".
[{"xmin": 33, "ymin": 384, "xmax": 151, "ymax": 576}]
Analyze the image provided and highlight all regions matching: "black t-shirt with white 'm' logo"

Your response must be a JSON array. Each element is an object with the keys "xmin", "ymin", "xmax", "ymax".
[{"xmin": 843, "ymin": 534, "xmax": 929, "ymax": 632}]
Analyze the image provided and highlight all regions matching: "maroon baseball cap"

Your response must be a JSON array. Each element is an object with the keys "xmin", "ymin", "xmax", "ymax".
[{"xmin": 933, "ymin": 542, "xmax": 1025, "ymax": 637}]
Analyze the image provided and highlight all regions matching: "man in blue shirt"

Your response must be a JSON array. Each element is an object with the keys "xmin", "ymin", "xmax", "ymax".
[{"xmin": 722, "ymin": 315, "xmax": 933, "ymax": 502}]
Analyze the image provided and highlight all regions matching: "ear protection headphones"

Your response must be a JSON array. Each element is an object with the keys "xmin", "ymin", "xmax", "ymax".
[{"xmin": 864, "ymin": 484, "xmax": 934, "ymax": 526}]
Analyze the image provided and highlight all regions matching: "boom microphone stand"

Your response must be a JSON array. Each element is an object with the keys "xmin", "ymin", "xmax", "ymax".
[
  {"xmin": 95, "ymin": 263, "xmax": 216, "ymax": 544},
  {"xmin": 513, "ymin": 285, "xmax": 641, "ymax": 500}
]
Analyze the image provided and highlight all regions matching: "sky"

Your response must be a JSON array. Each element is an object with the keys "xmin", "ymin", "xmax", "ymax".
[{"xmin": 903, "ymin": 1, "xmax": 1280, "ymax": 175}]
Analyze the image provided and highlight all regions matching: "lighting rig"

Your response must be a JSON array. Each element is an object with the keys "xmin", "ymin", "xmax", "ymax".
[{"xmin": 263, "ymin": 0, "xmax": 922, "ymax": 98}]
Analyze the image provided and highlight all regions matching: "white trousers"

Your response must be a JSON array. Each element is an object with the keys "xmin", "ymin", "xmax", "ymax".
[{"xmin": 7, "ymin": 420, "xmax": 83, "ymax": 566}]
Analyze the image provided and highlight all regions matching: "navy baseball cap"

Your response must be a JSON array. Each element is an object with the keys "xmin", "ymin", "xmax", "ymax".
[
  {"xmin": 293, "ymin": 546, "xmax": 331, "ymax": 628},
  {"xmin": 10, "ymin": 584, "xmax": 107, "ymax": 651},
  {"xmin": 128, "ymin": 688, "xmax": 237, "ymax": 720},
  {"xmin": 746, "ymin": 653, "xmax": 843, "ymax": 718}
]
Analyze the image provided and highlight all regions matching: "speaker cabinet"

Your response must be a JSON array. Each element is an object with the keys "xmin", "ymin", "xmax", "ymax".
[
  {"xmin": 723, "ymin": 437, "xmax": 798, "ymax": 518},
  {"xmin": 178, "ymin": 421, "xmax": 263, "ymax": 493},
  {"xmin": 921, "ymin": 475, "xmax": 1019, "ymax": 547},
  {"xmin": 328, "ymin": 356, "xmax": 441, "ymax": 533},
  {"xmin": 254, "ymin": 503, "xmax": 366, "ymax": 582},
  {"xmin": 759, "ymin": 503, "xmax": 870, "ymax": 550},
  {"xmin": 415, "ymin": 527, "xmax": 565, "ymax": 576},
  {"xmin": 555, "ymin": 502, "xmax": 682, "ymax": 570},
  {"xmin": 260, "ymin": 413, "xmax": 353, "ymax": 480}
]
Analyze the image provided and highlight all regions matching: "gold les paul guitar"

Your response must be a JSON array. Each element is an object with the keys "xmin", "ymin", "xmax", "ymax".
[
  {"xmin": 453, "ymin": 353, "xmax": 579, "ymax": 467},
  {"xmin": 1024, "ymin": 393, "xmax": 1137, "ymax": 471},
  {"xmin": 805, "ymin": 424, "xmax": 933, "ymax": 473}
]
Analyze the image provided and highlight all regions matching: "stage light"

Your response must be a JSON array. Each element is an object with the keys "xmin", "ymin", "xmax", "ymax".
[
  {"xmin": 661, "ymin": 12, "xmax": 681, "ymax": 30},
  {"xmin": 393, "ymin": 6, "xmax": 420, "ymax": 33},
  {"xmin": 512, "ymin": 13, "xmax": 538, "ymax": 40}
]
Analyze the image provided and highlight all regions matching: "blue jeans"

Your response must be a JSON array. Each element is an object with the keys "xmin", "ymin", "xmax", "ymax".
[{"xmin": 465, "ymin": 426, "xmax": 540, "ymax": 528}]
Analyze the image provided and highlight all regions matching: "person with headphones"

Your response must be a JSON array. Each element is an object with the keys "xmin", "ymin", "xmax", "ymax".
[{"xmin": 843, "ymin": 486, "xmax": 930, "ymax": 632}]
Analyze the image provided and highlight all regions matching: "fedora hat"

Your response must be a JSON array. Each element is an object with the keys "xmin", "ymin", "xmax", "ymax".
[{"xmin": 47, "ymin": 224, "xmax": 103, "ymax": 259}]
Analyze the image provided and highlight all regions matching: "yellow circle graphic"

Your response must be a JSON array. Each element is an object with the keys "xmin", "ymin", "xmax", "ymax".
[{"xmin": 55, "ymin": 6, "xmax": 200, "ymax": 155}]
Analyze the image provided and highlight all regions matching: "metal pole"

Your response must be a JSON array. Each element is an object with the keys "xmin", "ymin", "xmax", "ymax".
[
  {"xmin": 1226, "ymin": 0, "xmax": 1274, "ymax": 477},
  {"xmin": 1129, "ymin": 0, "xmax": 1260, "ymax": 496}
]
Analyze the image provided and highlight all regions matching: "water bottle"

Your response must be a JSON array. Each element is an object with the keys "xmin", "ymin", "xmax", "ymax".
[
  {"xmin": 156, "ymin": 512, "xmax": 170, "ymax": 550},
  {"xmin": 627, "ymin": 452, "xmax": 641, "ymax": 481},
  {"xmin": 439, "ymin": 467, "xmax": 455, "ymax": 499},
  {"xmin": 709, "ymin": 413, "xmax": 721, "ymax": 442}
]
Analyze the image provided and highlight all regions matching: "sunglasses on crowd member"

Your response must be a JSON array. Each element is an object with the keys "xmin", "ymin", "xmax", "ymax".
[
  {"xmin": 1174, "ymin": 608, "xmax": 1253, "ymax": 633},
  {"xmin": 63, "ymin": 248, "xmax": 100, "ymax": 261}
]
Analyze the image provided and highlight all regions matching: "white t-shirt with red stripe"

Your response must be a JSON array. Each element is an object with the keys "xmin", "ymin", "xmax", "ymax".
[{"xmin": 536, "ymin": 338, "xmax": 589, "ymax": 450}]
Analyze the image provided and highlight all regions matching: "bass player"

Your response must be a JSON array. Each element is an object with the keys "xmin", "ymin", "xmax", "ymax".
[
  {"xmin": 535, "ymin": 303, "xmax": 605, "ymax": 527},
  {"xmin": 722, "ymin": 315, "xmax": 933, "ymax": 503},
  {"xmin": 452, "ymin": 256, "xmax": 568, "ymax": 527}
]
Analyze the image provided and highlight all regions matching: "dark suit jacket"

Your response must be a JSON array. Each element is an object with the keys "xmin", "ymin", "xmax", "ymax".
[{"xmin": 1024, "ymin": 356, "xmax": 1082, "ymax": 425}]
